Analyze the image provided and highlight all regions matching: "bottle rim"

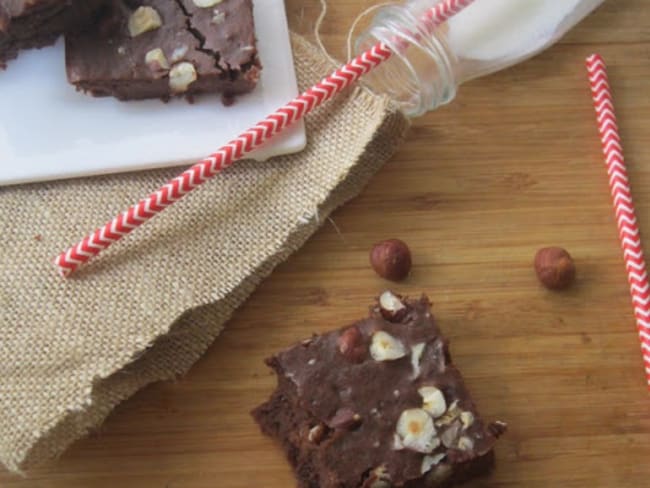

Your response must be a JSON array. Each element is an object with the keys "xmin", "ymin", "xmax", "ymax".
[{"xmin": 354, "ymin": 3, "xmax": 458, "ymax": 117}]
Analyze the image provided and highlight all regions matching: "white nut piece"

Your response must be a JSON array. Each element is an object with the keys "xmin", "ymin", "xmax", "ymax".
[
  {"xmin": 435, "ymin": 399, "xmax": 460, "ymax": 427},
  {"xmin": 211, "ymin": 10, "xmax": 225, "ymax": 24},
  {"xmin": 395, "ymin": 408, "xmax": 440, "ymax": 453},
  {"xmin": 457, "ymin": 436, "xmax": 474, "ymax": 451},
  {"xmin": 379, "ymin": 290, "xmax": 405, "ymax": 314},
  {"xmin": 393, "ymin": 432, "xmax": 404, "ymax": 450},
  {"xmin": 440, "ymin": 421, "xmax": 461, "ymax": 448},
  {"xmin": 145, "ymin": 48, "xmax": 169, "ymax": 72},
  {"xmin": 410, "ymin": 342, "xmax": 426, "ymax": 379},
  {"xmin": 460, "ymin": 411, "xmax": 475, "ymax": 430},
  {"xmin": 369, "ymin": 481, "xmax": 390, "ymax": 488},
  {"xmin": 128, "ymin": 6, "xmax": 162, "ymax": 37},
  {"xmin": 370, "ymin": 331, "xmax": 407, "ymax": 361},
  {"xmin": 366, "ymin": 466, "xmax": 391, "ymax": 488},
  {"xmin": 193, "ymin": 0, "xmax": 222, "ymax": 7},
  {"xmin": 307, "ymin": 424, "xmax": 325, "ymax": 443},
  {"xmin": 421, "ymin": 453, "xmax": 446, "ymax": 475},
  {"xmin": 418, "ymin": 386, "xmax": 447, "ymax": 418},
  {"xmin": 170, "ymin": 44, "xmax": 189, "ymax": 63},
  {"xmin": 169, "ymin": 62, "xmax": 197, "ymax": 93}
]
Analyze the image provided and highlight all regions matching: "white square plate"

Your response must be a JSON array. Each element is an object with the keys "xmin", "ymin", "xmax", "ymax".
[{"xmin": 0, "ymin": 0, "xmax": 305, "ymax": 186}]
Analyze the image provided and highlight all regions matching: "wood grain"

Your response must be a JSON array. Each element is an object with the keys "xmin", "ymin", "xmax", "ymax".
[{"xmin": 2, "ymin": 1, "xmax": 650, "ymax": 486}]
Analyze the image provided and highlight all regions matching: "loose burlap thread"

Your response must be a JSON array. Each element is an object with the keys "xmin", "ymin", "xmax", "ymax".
[{"xmin": 0, "ymin": 33, "xmax": 410, "ymax": 473}]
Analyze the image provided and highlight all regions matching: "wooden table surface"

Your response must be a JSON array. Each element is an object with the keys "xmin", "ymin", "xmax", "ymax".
[{"xmin": 3, "ymin": 1, "xmax": 650, "ymax": 487}]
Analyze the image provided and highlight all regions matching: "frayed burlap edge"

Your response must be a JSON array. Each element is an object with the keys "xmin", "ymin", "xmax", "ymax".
[{"xmin": 3, "ymin": 33, "xmax": 410, "ymax": 473}]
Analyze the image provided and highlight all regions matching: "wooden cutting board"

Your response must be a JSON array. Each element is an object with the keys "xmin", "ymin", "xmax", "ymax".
[{"xmin": 2, "ymin": 1, "xmax": 649, "ymax": 486}]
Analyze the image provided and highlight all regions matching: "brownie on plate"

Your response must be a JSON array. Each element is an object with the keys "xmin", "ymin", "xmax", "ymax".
[
  {"xmin": 253, "ymin": 292, "xmax": 507, "ymax": 488},
  {"xmin": 0, "ymin": 0, "xmax": 105, "ymax": 68},
  {"xmin": 65, "ymin": 0, "xmax": 261, "ymax": 101}
]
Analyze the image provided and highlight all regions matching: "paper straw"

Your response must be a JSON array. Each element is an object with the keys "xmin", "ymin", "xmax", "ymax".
[
  {"xmin": 586, "ymin": 54, "xmax": 650, "ymax": 386},
  {"xmin": 55, "ymin": 0, "xmax": 475, "ymax": 277}
]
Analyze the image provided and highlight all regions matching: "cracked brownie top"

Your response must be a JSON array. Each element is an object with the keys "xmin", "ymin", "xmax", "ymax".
[{"xmin": 65, "ymin": 0, "xmax": 260, "ymax": 101}]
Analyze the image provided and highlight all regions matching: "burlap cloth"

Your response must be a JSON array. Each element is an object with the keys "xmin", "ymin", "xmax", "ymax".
[{"xmin": 0, "ymin": 33, "xmax": 410, "ymax": 473}]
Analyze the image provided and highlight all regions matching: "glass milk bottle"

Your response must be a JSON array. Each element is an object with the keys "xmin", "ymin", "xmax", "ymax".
[{"xmin": 354, "ymin": 0, "xmax": 606, "ymax": 116}]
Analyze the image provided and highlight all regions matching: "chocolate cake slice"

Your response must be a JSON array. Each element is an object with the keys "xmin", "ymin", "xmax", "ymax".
[
  {"xmin": 65, "ymin": 0, "xmax": 261, "ymax": 101},
  {"xmin": 0, "ymin": 0, "xmax": 106, "ymax": 68},
  {"xmin": 253, "ymin": 292, "xmax": 507, "ymax": 488}
]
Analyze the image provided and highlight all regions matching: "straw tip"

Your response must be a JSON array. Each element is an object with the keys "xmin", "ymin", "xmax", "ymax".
[
  {"xmin": 586, "ymin": 53, "xmax": 604, "ymax": 65},
  {"xmin": 53, "ymin": 257, "xmax": 73, "ymax": 278}
]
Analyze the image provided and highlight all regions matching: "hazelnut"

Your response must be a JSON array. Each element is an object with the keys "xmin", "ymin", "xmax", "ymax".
[
  {"xmin": 368, "ymin": 478, "xmax": 391, "ymax": 488},
  {"xmin": 488, "ymin": 420, "xmax": 508, "ymax": 439},
  {"xmin": 328, "ymin": 408, "xmax": 362, "ymax": 430},
  {"xmin": 361, "ymin": 466, "xmax": 391, "ymax": 488},
  {"xmin": 418, "ymin": 386, "xmax": 446, "ymax": 418},
  {"xmin": 440, "ymin": 420, "xmax": 461, "ymax": 448},
  {"xmin": 170, "ymin": 44, "xmax": 189, "ymax": 63},
  {"xmin": 169, "ymin": 62, "xmax": 197, "ymax": 93},
  {"xmin": 378, "ymin": 290, "xmax": 407, "ymax": 322},
  {"xmin": 421, "ymin": 453, "xmax": 446, "ymax": 475},
  {"xmin": 212, "ymin": 10, "xmax": 226, "ymax": 24},
  {"xmin": 370, "ymin": 239, "xmax": 412, "ymax": 282},
  {"xmin": 424, "ymin": 464, "xmax": 452, "ymax": 484},
  {"xmin": 370, "ymin": 330, "xmax": 407, "ymax": 361},
  {"xmin": 307, "ymin": 424, "xmax": 327, "ymax": 444},
  {"xmin": 145, "ymin": 48, "xmax": 169, "ymax": 74},
  {"xmin": 395, "ymin": 408, "xmax": 440, "ymax": 453},
  {"xmin": 410, "ymin": 342, "xmax": 426, "ymax": 378},
  {"xmin": 128, "ymin": 6, "xmax": 162, "ymax": 37},
  {"xmin": 193, "ymin": 0, "xmax": 223, "ymax": 6},
  {"xmin": 435, "ymin": 400, "xmax": 460, "ymax": 427},
  {"xmin": 300, "ymin": 336, "xmax": 316, "ymax": 347},
  {"xmin": 534, "ymin": 247, "xmax": 576, "ymax": 290},
  {"xmin": 457, "ymin": 436, "xmax": 474, "ymax": 451},
  {"xmin": 337, "ymin": 327, "xmax": 367, "ymax": 363},
  {"xmin": 459, "ymin": 411, "xmax": 474, "ymax": 430}
]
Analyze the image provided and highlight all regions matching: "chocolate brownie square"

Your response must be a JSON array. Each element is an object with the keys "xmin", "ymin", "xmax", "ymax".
[
  {"xmin": 0, "ymin": 0, "xmax": 106, "ymax": 68},
  {"xmin": 253, "ymin": 292, "xmax": 507, "ymax": 488},
  {"xmin": 65, "ymin": 0, "xmax": 261, "ymax": 101}
]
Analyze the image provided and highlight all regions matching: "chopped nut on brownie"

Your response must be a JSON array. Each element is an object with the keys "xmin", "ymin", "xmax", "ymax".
[
  {"xmin": 252, "ymin": 293, "xmax": 506, "ymax": 487},
  {"xmin": 65, "ymin": 0, "xmax": 261, "ymax": 101}
]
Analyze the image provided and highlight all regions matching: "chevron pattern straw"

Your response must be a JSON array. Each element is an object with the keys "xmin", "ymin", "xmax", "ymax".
[
  {"xmin": 54, "ymin": 0, "xmax": 476, "ymax": 277},
  {"xmin": 586, "ymin": 54, "xmax": 650, "ymax": 387}
]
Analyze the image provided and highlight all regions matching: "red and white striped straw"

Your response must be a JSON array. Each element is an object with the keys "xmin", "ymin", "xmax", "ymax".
[
  {"xmin": 586, "ymin": 54, "xmax": 650, "ymax": 387},
  {"xmin": 55, "ymin": 0, "xmax": 475, "ymax": 277}
]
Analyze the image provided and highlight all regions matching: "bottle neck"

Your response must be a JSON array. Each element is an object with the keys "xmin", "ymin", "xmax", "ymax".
[
  {"xmin": 355, "ymin": 0, "xmax": 606, "ymax": 117},
  {"xmin": 354, "ymin": 3, "xmax": 459, "ymax": 117}
]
